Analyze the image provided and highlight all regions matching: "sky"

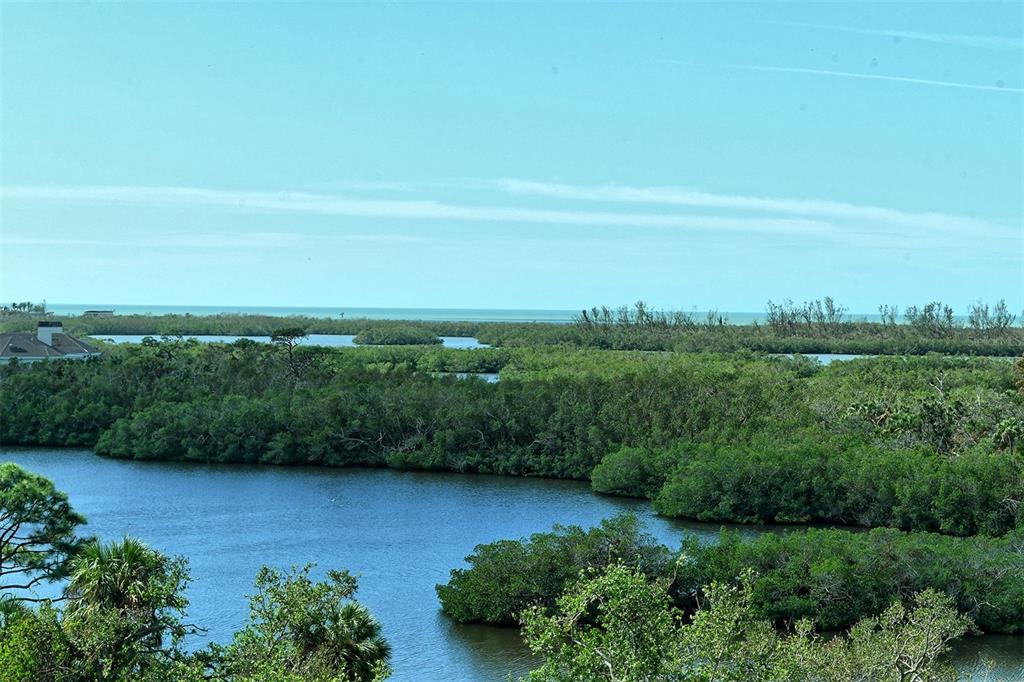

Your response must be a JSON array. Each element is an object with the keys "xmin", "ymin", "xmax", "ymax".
[{"xmin": 1, "ymin": 2, "xmax": 1022, "ymax": 313}]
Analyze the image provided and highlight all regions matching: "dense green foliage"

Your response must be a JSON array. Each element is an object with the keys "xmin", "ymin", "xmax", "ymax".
[
  {"xmin": 495, "ymin": 296, "xmax": 1024, "ymax": 352},
  {"xmin": 4, "ymin": 314, "xmax": 1023, "ymax": 672},
  {"xmin": 522, "ymin": 564, "xmax": 971, "ymax": 682},
  {"xmin": 0, "ymin": 463, "xmax": 88, "ymax": 595},
  {"xmin": 2, "ymin": 467, "xmax": 988, "ymax": 681},
  {"xmin": 1, "ymin": 537, "xmax": 195, "ymax": 681},
  {"xmin": 1, "ymin": 556, "xmax": 389, "ymax": 682},
  {"xmin": 353, "ymin": 326, "xmax": 442, "ymax": 346},
  {"xmin": 1, "ymin": 302, "xmax": 48, "ymax": 314},
  {"xmin": 648, "ymin": 438, "xmax": 1023, "ymax": 536},
  {"xmin": 3, "ymin": 297, "xmax": 1022, "ymax": 355},
  {"xmin": 4, "ymin": 301, "xmax": 1020, "ymax": 677},
  {"xmin": 3, "ymin": 343, "xmax": 1021, "ymax": 535},
  {"xmin": 0, "ymin": 465, "xmax": 392, "ymax": 681},
  {"xmin": 679, "ymin": 527, "xmax": 1024, "ymax": 634},
  {"xmin": 589, "ymin": 446, "xmax": 667, "ymax": 498},
  {"xmin": 437, "ymin": 516, "xmax": 1024, "ymax": 634},
  {"xmin": 206, "ymin": 565, "xmax": 391, "ymax": 681},
  {"xmin": 436, "ymin": 516, "xmax": 671, "ymax": 625},
  {"xmin": 488, "ymin": 298, "xmax": 1024, "ymax": 355},
  {"xmin": 0, "ymin": 310, "xmax": 481, "ymax": 338}
]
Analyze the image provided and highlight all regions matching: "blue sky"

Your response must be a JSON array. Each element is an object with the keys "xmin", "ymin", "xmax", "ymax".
[{"xmin": 1, "ymin": 2, "xmax": 1021, "ymax": 313}]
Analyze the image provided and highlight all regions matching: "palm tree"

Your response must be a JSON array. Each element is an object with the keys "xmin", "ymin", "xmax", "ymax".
[
  {"xmin": 62, "ymin": 537, "xmax": 189, "ymax": 680},
  {"xmin": 228, "ymin": 564, "xmax": 392, "ymax": 681},
  {"xmin": 994, "ymin": 417, "xmax": 1023, "ymax": 456},
  {"xmin": 318, "ymin": 601, "xmax": 392, "ymax": 681},
  {"xmin": 64, "ymin": 537, "xmax": 166, "ymax": 615}
]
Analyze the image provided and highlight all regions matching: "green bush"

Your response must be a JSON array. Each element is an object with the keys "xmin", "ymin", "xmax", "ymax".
[
  {"xmin": 653, "ymin": 437, "xmax": 1024, "ymax": 535},
  {"xmin": 353, "ymin": 326, "xmax": 442, "ymax": 346},
  {"xmin": 436, "ymin": 515, "xmax": 671, "ymax": 624},
  {"xmin": 678, "ymin": 527, "xmax": 1024, "ymax": 633},
  {"xmin": 439, "ymin": 516, "xmax": 1024, "ymax": 634},
  {"xmin": 4, "ymin": 345, "xmax": 1022, "ymax": 536},
  {"xmin": 590, "ymin": 446, "xmax": 666, "ymax": 498}
]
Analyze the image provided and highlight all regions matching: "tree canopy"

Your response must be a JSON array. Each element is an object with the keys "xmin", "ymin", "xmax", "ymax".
[
  {"xmin": 213, "ymin": 564, "xmax": 391, "ymax": 682},
  {"xmin": 0, "ymin": 463, "xmax": 88, "ymax": 598},
  {"xmin": 522, "ymin": 564, "xmax": 971, "ymax": 682}
]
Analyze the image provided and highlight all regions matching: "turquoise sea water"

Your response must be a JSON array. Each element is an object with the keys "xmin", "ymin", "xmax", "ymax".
[
  {"xmin": 47, "ymin": 304, "xmax": 584, "ymax": 323},
  {"xmin": 40, "ymin": 303, "xmax": 928, "ymax": 325}
]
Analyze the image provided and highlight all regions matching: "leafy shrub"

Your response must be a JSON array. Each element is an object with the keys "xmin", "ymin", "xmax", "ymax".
[
  {"xmin": 653, "ymin": 437, "xmax": 1024, "ymax": 535},
  {"xmin": 590, "ymin": 446, "xmax": 667, "ymax": 498},
  {"xmin": 353, "ymin": 327, "xmax": 442, "ymax": 346},
  {"xmin": 436, "ymin": 515, "xmax": 671, "ymax": 624},
  {"xmin": 677, "ymin": 527, "xmax": 1024, "ymax": 633}
]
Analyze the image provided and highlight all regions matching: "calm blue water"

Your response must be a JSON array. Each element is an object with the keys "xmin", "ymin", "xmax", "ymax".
[
  {"xmin": 779, "ymin": 353, "xmax": 872, "ymax": 364},
  {"xmin": 0, "ymin": 449, "xmax": 737, "ymax": 680},
  {"xmin": 90, "ymin": 334, "xmax": 490, "ymax": 349},
  {"xmin": 2, "ymin": 449, "xmax": 1019, "ymax": 681}
]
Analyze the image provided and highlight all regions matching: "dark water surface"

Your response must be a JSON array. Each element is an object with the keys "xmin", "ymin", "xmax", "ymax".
[{"xmin": 2, "ymin": 449, "xmax": 1020, "ymax": 681}]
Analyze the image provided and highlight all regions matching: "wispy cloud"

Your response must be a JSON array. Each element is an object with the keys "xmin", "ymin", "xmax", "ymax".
[
  {"xmin": 658, "ymin": 58, "xmax": 1021, "ymax": 95},
  {"xmin": 0, "ymin": 231, "xmax": 427, "ymax": 249},
  {"xmin": 475, "ymin": 179, "xmax": 1016, "ymax": 241},
  {"xmin": 734, "ymin": 65, "xmax": 1023, "ymax": 94},
  {"xmin": 146, "ymin": 232, "xmax": 302, "ymax": 249},
  {"xmin": 1, "ymin": 232, "xmax": 299, "ymax": 249},
  {"xmin": 2, "ymin": 181, "xmax": 1018, "ymax": 255},
  {"xmin": 0, "ymin": 236, "xmax": 110, "ymax": 247},
  {"xmin": 0, "ymin": 185, "xmax": 831, "ymax": 236},
  {"xmin": 769, "ymin": 21, "xmax": 1024, "ymax": 51},
  {"xmin": 296, "ymin": 180, "xmax": 425, "ymax": 193},
  {"xmin": 343, "ymin": 234, "xmax": 428, "ymax": 243}
]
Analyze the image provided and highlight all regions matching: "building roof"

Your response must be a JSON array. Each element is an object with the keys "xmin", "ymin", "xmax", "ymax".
[{"xmin": 0, "ymin": 332, "xmax": 101, "ymax": 360}]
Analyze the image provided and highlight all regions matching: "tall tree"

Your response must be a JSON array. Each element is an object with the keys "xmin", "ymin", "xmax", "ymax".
[
  {"xmin": 217, "ymin": 564, "xmax": 391, "ymax": 681},
  {"xmin": 62, "ymin": 537, "xmax": 193, "ymax": 680},
  {"xmin": 272, "ymin": 327, "xmax": 310, "ymax": 379},
  {"xmin": 0, "ymin": 463, "xmax": 87, "ymax": 599}
]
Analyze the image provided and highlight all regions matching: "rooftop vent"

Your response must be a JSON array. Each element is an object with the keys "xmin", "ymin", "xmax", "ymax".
[{"xmin": 37, "ymin": 321, "xmax": 63, "ymax": 346}]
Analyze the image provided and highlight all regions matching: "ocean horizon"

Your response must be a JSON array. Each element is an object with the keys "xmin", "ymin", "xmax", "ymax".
[
  {"xmin": 45, "ymin": 304, "xmax": 581, "ymax": 323},
  {"xmin": 39, "ymin": 303, "xmax": 903, "ymax": 325}
]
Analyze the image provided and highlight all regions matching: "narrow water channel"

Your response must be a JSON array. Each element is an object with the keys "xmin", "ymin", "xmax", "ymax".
[{"xmin": 2, "ymin": 449, "xmax": 1020, "ymax": 681}]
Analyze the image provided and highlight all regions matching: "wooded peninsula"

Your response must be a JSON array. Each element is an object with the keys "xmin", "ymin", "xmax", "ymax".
[{"xmin": 1, "ymin": 299, "xmax": 1022, "ymax": 680}]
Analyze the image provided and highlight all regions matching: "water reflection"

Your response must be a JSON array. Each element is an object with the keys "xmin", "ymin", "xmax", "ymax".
[{"xmin": 445, "ymin": 619, "xmax": 536, "ymax": 680}]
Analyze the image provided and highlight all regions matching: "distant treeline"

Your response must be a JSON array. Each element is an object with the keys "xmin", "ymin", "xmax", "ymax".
[
  {"xmin": 3, "ymin": 297, "xmax": 1021, "ymax": 355},
  {"xmin": 0, "ymin": 311, "xmax": 485, "ymax": 337},
  {"xmin": 2, "ymin": 342, "xmax": 1021, "ymax": 537},
  {"xmin": 492, "ymin": 298, "xmax": 1024, "ymax": 355}
]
